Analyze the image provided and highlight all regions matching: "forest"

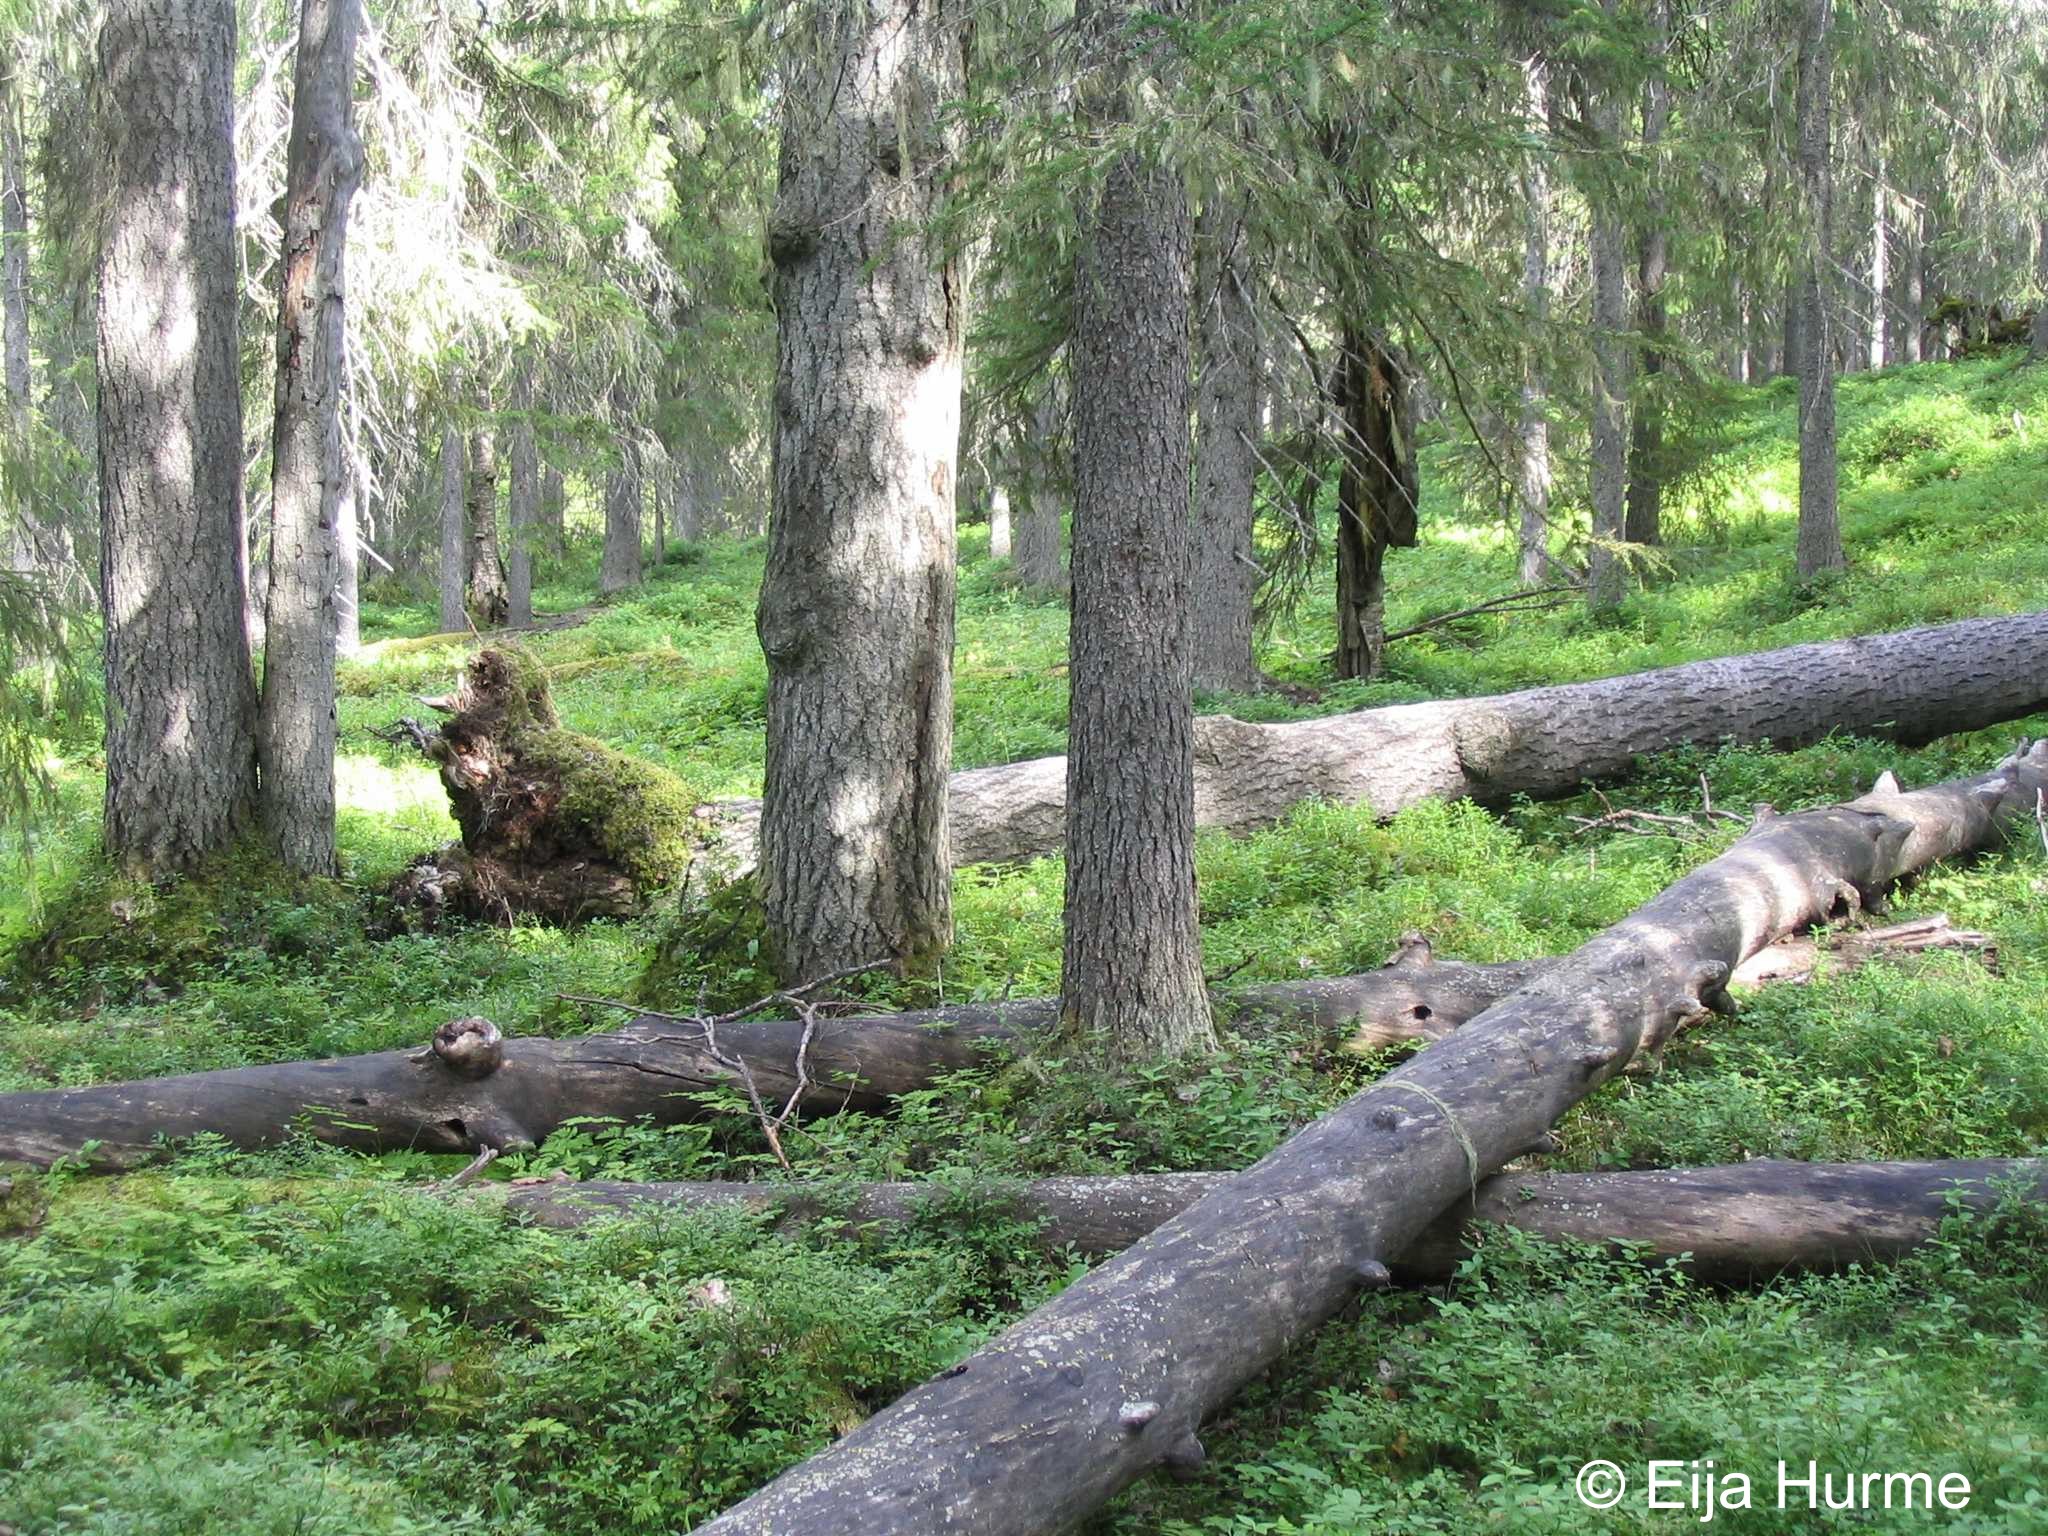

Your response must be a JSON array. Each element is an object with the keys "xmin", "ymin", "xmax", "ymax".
[{"xmin": 2, "ymin": 0, "xmax": 2048, "ymax": 1530}]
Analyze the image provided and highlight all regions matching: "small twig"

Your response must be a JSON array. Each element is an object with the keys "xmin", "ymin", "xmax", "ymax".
[
  {"xmin": 1203, "ymin": 954, "xmax": 1258, "ymax": 987},
  {"xmin": 557, "ymin": 958, "xmax": 892, "ymax": 1176},
  {"xmin": 1383, "ymin": 586, "xmax": 1580, "ymax": 644},
  {"xmin": 440, "ymin": 1145, "xmax": 498, "ymax": 1190},
  {"xmin": 2037, "ymin": 788, "xmax": 2047, "ymax": 857}
]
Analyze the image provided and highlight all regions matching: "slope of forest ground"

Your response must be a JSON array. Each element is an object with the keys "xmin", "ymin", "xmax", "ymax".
[{"xmin": 2, "ymin": 358, "xmax": 2047, "ymax": 1533}]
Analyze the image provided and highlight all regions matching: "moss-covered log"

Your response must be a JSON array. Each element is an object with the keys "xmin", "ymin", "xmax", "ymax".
[
  {"xmin": 505, "ymin": 1159, "xmax": 2048, "ymax": 1284},
  {"xmin": 693, "ymin": 741, "xmax": 2048, "ymax": 1536},
  {"xmin": 0, "ymin": 914, "xmax": 1989, "ymax": 1169},
  {"xmin": 390, "ymin": 646, "xmax": 694, "ymax": 923}
]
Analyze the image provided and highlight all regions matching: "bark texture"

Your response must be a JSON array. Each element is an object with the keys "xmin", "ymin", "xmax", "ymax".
[
  {"xmin": 1332, "ymin": 324, "xmax": 1418, "ymax": 679},
  {"xmin": 1586, "ymin": 158, "xmax": 1630, "ymax": 607},
  {"xmin": 257, "ymin": 0, "xmax": 363, "ymax": 878},
  {"xmin": 437, "ymin": 424, "xmax": 464, "ymax": 633},
  {"xmin": 1623, "ymin": 0, "xmax": 1669, "ymax": 551},
  {"xmin": 97, "ymin": 0, "xmax": 260, "ymax": 875},
  {"xmin": 600, "ymin": 409, "xmax": 641, "ymax": 596},
  {"xmin": 1010, "ymin": 383, "xmax": 1067, "ymax": 592},
  {"xmin": 465, "ymin": 415, "xmax": 508, "ymax": 626},
  {"xmin": 1515, "ymin": 50, "xmax": 1553, "ymax": 588},
  {"xmin": 693, "ymin": 742, "xmax": 2048, "ymax": 1536},
  {"xmin": 506, "ymin": 357, "xmax": 539, "ymax": 627},
  {"xmin": 1794, "ymin": 0, "xmax": 1845, "ymax": 579},
  {"xmin": 2033, "ymin": 219, "xmax": 2048, "ymax": 360},
  {"xmin": 509, "ymin": 1159, "xmax": 2048, "ymax": 1285},
  {"xmin": 1064, "ymin": 129, "xmax": 1213, "ymax": 1058},
  {"xmin": 1190, "ymin": 201, "xmax": 1261, "ymax": 693},
  {"xmin": 334, "ymin": 445, "xmax": 361, "ymax": 656},
  {"xmin": 0, "ymin": 910, "xmax": 1993, "ymax": 1171},
  {"xmin": 1868, "ymin": 162, "xmax": 1888, "ymax": 369},
  {"xmin": 755, "ymin": 0, "xmax": 966, "ymax": 986},
  {"xmin": 696, "ymin": 609, "xmax": 2048, "ymax": 873}
]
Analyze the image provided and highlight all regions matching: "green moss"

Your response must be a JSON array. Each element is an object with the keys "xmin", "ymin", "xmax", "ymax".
[
  {"xmin": 6, "ymin": 843, "xmax": 363, "ymax": 1007},
  {"xmin": 515, "ymin": 726, "xmax": 695, "ymax": 895},
  {"xmin": 632, "ymin": 874, "xmax": 777, "ymax": 1010}
]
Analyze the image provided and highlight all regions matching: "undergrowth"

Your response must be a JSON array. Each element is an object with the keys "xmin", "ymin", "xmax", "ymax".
[{"xmin": 4, "ymin": 358, "xmax": 2048, "ymax": 1532}]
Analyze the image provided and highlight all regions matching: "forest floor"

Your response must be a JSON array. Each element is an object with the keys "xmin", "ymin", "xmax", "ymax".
[{"xmin": 4, "ymin": 354, "xmax": 2048, "ymax": 1533}]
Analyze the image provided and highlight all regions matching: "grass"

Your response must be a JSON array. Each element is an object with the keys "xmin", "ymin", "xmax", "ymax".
[{"xmin": 3, "ymin": 354, "xmax": 2048, "ymax": 1532}]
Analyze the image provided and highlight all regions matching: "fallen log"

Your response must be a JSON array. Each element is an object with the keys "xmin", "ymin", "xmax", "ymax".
[
  {"xmin": 697, "ymin": 610, "xmax": 2048, "ymax": 871},
  {"xmin": 504, "ymin": 1159, "xmax": 2048, "ymax": 1284},
  {"xmin": 692, "ymin": 742, "xmax": 2048, "ymax": 1536},
  {"xmin": 0, "ymin": 915, "xmax": 1992, "ymax": 1169}
]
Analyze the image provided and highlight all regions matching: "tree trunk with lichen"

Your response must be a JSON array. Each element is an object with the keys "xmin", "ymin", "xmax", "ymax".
[
  {"xmin": 97, "ymin": 0, "xmax": 260, "ymax": 878},
  {"xmin": 756, "ymin": 0, "xmax": 967, "ymax": 986},
  {"xmin": 257, "ymin": 0, "xmax": 363, "ymax": 878},
  {"xmin": 692, "ymin": 741, "xmax": 2048, "ymax": 1536},
  {"xmin": 388, "ymin": 646, "xmax": 692, "ymax": 925},
  {"xmin": 1062, "ymin": 2, "xmax": 1213, "ymax": 1061},
  {"xmin": 465, "ymin": 411, "xmax": 508, "ymax": 627}
]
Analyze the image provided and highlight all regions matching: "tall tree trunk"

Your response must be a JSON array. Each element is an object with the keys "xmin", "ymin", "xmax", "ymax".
[
  {"xmin": 987, "ymin": 484, "xmax": 1011, "ymax": 559},
  {"xmin": 653, "ymin": 460, "xmax": 667, "ymax": 568},
  {"xmin": 755, "ymin": 0, "xmax": 966, "ymax": 985},
  {"xmin": 1623, "ymin": 0, "xmax": 1669, "ymax": 551},
  {"xmin": 1010, "ymin": 382, "xmax": 1066, "ymax": 591},
  {"xmin": 436, "ymin": 423, "xmax": 463, "ymax": 633},
  {"xmin": 672, "ymin": 458, "xmax": 704, "ymax": 543},
  {"xmin": 1332, "ymin": 325, "xmax": 1418, "ymax": 679},
  {"xmin": 2032, "ymin": 218, "xmax": 2048, "ymax": 359},
  {"xmin": 1515, "ymin": 50, "xmax": 1553, "ymax": 588},
  {"xmin": 541, "ymin": 462, "xmax": 565, "ymax": 553},
  {"xmin": 599, "ymin": 437, "xmax": 641, "ymax": 595},
  {"xmin": 0, "ymin": 59, "xmax": 26, "ymax": 420},
  {"xmin": 1868, "ymin": 160, "xmax": 1888, "ymax": 369},
  {"xmin": 0, "ymin": 53, "xmax": 64, "ymax": 588},
  {"xmin": 505, "ymin": 357, "xmax": 538, "ymax": 627},
  {"xmin": 1782, "ymin": 276, "xmax": 1803, "ymax": 379},
  {"xmin": 1585, "ymin": 167, "xmax": 1629, "ymax": 605},
  {"xmin": 1063, "ymin": 47, "xmax": 1212, "ymax": 1058},
  {"xmin": 257, "ymin": 0, "xmax": 363, "ymax": 878},
  {"xmin": 334, "ymin": 441, "xmax": 360, "ymax": 657},
  {"xmin": 1190, "ymin": 200, "xmax": 1260, "ymax": 693},
  {"xmin": 1794, "ymin": 0, "xmax": 1844, "ymax": 580},
  {"xmin": 97, "ymin": 0, "xmax": 259, "ymax": 876},
  {"xmin": 1901, "ymin": 203, "xmax": 1924, "ymax": 363},
  {"xmin": 464, "ymin": 410, "xmax": 507, "ymax": 626}
]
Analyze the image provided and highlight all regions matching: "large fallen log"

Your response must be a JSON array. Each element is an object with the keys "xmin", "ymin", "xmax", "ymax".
[
  {"xmin": 698, "ymin": 610, "xmax": 2048, "ymax": 870},
  {"xmin": 693, "ymin": 741, "xmax": 2048, "ymax": 1535},
  {"xmin": 0, "ymin": 915, "xmax": 1992, "ymax": 1169},
  {"xmin": 504, "ymin": 1159, "xmax": 2048, "ymax": 1284}
]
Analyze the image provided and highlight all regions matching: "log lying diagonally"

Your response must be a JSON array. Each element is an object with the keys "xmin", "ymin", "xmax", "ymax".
[
  {"xmin": 504, "ymin": 1159, "xmax": 2048, "ymax": 1285},
  {"xmin": 0, "ymin": 915, "xmax": 1992, "ymax": 1170},
  {"xmin": 693, "ymin": 742, "xmax": 2048, "ymax": 1536},
  {"xmin": 697, "ymin": 610, "xmax": 2048, "ymax": 871}
]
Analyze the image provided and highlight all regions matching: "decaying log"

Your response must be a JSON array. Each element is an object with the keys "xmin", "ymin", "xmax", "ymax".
[
  {"xmin": 387, "ymin": 646, "xmax": 696, "ymax": 924},
  {"xmin": 0, "ymin": 915, "xmax": 1995, "ymax": 1170},
  {"xmin": 693, "ymin": 742, "xmax": 2048, "ymax": 1536},
  {"xmin": 697, "ymin": 610, "xmax": 2048, "ymax": 871},
  {"xmin": 504, "ymin": 1159, "xmax": 2048, "ymax": 1284}
]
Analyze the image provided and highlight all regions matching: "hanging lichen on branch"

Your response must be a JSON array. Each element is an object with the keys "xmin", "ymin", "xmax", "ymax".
[{"xmin": 388, "ymin": 645, "xmax": 695, "ymax": 925}]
